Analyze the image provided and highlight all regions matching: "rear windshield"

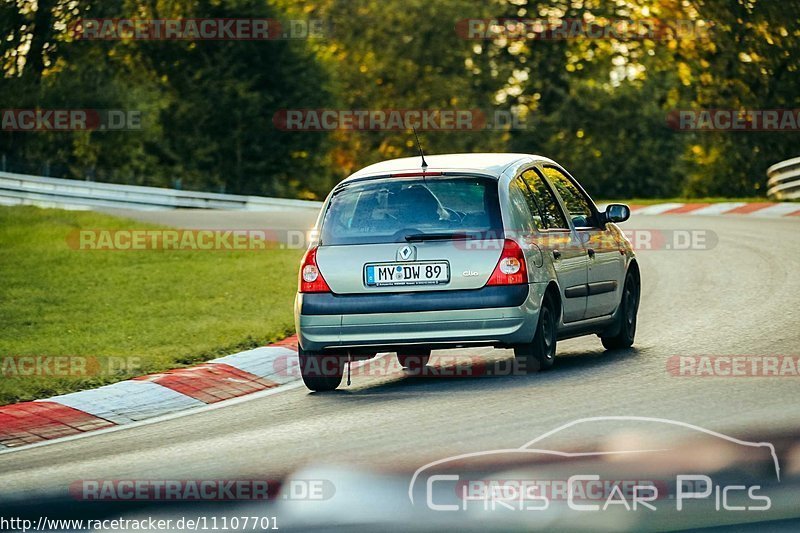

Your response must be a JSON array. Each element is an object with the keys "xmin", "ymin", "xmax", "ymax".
[{"xmin": 320, "ymin": 176, "xmax": 503, "ymax": 245}]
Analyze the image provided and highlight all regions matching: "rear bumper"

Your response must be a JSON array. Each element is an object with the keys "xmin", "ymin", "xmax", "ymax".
[
  {"xmin": 298, "ymin": 284, "xmax": 529, "ymax": 315},
  {"xmin": 295, "ymin": 284, "xmax": 545, "ymax": 352}
]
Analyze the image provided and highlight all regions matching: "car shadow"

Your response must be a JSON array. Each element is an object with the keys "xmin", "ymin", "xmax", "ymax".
[{"xmin": 312, "ymin": 345, "xmax": 643, "ymax": 398}]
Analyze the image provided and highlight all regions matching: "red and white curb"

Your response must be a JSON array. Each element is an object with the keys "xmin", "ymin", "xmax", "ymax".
[
  {"xmin": 0, "ymin": 337, "xmax": 303, "ymax": 449},
  {"xmin": 625, "ymin": 202, "xmax": 800, "ymax": 217}
]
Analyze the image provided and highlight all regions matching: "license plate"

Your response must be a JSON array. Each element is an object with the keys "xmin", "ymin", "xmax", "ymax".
[{"xmin": 365, "ymin": 261, "xmax": 450, "ymax": 287}]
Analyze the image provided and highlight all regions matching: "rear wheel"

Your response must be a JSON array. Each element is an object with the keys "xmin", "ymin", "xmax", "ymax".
[
  {"xmin": 514, "ymin": 294, "xmax": 557, "ymax": 373},
  {"xmin": 298, "ymin": 347, "xmax": 344, "ymax": 391},
  {"xmin": 601, "ymin": 268, "xmax": 640, "ymax": 350},
  {"xmin": 397, "ymin": 349, "xmax": 431, "ymax": 371}
]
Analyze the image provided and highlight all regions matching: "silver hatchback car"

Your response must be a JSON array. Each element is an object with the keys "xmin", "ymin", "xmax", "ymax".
[{"xmin": 295, "ymin": 153, "xmax": 639, "ymax": 391}]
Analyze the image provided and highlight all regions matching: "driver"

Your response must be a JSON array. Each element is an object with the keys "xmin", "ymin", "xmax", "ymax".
[{"xmin": 391, "ymin": 184, "xmax": 442, "ymax": 225}]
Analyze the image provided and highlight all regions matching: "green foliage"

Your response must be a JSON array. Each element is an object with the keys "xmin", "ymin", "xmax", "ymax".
[{"xmin": 1, "ymin": 0, "xmax": 798, "ymax": 199}]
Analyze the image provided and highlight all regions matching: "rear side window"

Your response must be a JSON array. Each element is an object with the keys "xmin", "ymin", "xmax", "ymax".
[
  {"xmin": 541, "ymin": 166, "xmax": 596, "ymax": 228},
  {"xmin": 511, "ymin": 176, "xmax": 544, "ymax": 230},
  {"xmin": 321, "ymin": 176, "xmax": 503, "ymax": 245},
  {"xmin": 508, "ymin": 176, "xmax": 542, "ymax": 232},
  {"xmin": 521, "ymin": 169, "xmax": 568, "ymax": 230}
]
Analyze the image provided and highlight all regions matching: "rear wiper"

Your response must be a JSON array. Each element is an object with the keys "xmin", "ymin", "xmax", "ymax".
[{"xmin": 404, "ymin": 232, "xmax": 474, "ymax": 242}]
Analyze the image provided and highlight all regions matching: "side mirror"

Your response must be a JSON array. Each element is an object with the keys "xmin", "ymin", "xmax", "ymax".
[{"xmin": 604, "ymin": 203, "xmax": 631, "ymax": 223}]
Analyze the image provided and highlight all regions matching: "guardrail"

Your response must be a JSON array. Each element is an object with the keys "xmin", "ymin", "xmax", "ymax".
[
  {"xmin": 0, "ymin": 171, "xmax": 323, "ymax": 212},
  {"xmin": 767, "ymin": 157, "xmax": 800, "ymax": 200}
]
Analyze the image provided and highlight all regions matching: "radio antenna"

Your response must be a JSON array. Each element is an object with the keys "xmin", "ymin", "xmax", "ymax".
[{"xmin": 412, "ymin": 126, "xmax": 428, "ymax": 169}]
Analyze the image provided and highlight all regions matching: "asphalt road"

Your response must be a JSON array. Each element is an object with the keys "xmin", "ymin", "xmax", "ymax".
[{"xmin": 1, "ymin": 211, "xmax": 799, "ymax": 529}]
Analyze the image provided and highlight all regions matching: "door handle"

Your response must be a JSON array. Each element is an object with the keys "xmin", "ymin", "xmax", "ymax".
[
  {"xmin": 553, "ymin": 250, "xmax": 561, "ymax": 260},
  {"xmin": 587, "ymin": 248, "xmax": 595, "ymax": 258}
]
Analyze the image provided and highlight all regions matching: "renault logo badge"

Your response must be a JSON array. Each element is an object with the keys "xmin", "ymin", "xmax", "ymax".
[{"xmin": 397, "ymin": 245, "xmax": 415, "ymax": 261}]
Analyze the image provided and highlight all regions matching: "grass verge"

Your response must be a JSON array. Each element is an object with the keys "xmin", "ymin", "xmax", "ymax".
[{"xmin": 0, "ymin": 206, "xmax": 303, "ymax": 405}]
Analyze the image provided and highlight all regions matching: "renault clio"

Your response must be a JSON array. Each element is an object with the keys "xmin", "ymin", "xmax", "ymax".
[{"xmin": 294, "ymin": 153, "xmax": 639, "ymax": 391}]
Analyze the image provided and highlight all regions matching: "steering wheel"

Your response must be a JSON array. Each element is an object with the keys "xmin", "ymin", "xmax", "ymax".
[{"xmin": 442, "ymin": 207, "xmax": 465, "ymax": 223}]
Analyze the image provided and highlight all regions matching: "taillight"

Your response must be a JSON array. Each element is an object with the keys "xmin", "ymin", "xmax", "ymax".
[
  {"xmin": 486, "ymin": 239, "xmax": 528, "ymax": 286},
  {"xmin": 299, "ymin": 246, "xmax": 331, "ymax": 293}
]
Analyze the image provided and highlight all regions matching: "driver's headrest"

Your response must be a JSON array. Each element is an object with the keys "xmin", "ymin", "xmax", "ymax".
[{"xmin": 392, "ymin": 185, "xmax": 439, "ymax": 214}]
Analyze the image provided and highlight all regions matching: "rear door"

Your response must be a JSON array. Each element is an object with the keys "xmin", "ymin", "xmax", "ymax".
[
  {"xmin": 519, "ymin": 169, "xmax": 588, "ymax": 323},
  {"xmin": 315, "ymin": 175, "xmax": 505, "ymax": 295},
  {"xmin": 540, "ymin": 165, "xmax": 624, "ymax": 319}
]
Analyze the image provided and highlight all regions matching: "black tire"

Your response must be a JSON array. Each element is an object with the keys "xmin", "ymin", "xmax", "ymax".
[
  {"xmin": 514, "ymin": 294, "xmax": 558, "ymax": 373},
  {"xmin": 601, "ymin": 268, "xmax": 640, "ymax": 350},
  {"xmin": 298, "ymin": 347, "xmax": 344, "ymax": 391},
  {"xmin": 397, "ymin": 349, "xmax": 431, "ymax": 371}
]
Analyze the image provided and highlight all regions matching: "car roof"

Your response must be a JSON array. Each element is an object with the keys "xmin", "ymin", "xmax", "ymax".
[{"xmin": 343, "ymin": 153, "xmax": 557, "ymax": 183}]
